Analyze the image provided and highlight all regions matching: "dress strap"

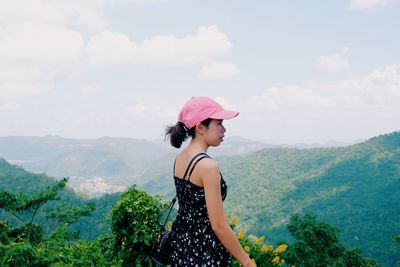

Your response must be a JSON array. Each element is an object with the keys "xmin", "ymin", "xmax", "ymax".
[
  {"xmin": 186, "ymin": 154, "xmax": 211, "ymax": 182},
  {"xmin": 181, "ymin": 152, "xmax": 208, "ymax": 180},
  {"xmin": 173, "ymin": 157, "xmax": 177, "ymax": 176}
]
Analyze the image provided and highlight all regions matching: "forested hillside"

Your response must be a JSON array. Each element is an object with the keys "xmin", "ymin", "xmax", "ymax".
[
  {"xmin": 0, "ymin": 158, "xmax": 377, "ymax": 266},
  {"xmin": 0, "ymin": 159, "xmax": 119, "ymax": 240},
  {"xmin": 138, "ymin": 131, "xmax": 400, "ymax": 266},
  {"xmin": 1, "ymin": 131, "xmax": 399, "ymax": 266}
]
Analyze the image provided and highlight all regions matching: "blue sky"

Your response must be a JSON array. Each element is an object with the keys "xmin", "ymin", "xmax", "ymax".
[{"xmin": 0, "ymin": 0, "xmax": 399, "ymax": 144}]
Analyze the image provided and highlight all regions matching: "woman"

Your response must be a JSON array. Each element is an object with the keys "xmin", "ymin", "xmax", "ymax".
[{"xmin": 165, "ymin": 97, "xmax": 256, "ymax": 267}]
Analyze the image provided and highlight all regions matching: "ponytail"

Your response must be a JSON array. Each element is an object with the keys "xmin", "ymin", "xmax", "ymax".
[
  {"xmin": 165, "ymin": 122, "xmax": 189, "ymax": 148},
  {"xmin": 164, "ymin": 118, "xmax": 212, "ymax": 148}
]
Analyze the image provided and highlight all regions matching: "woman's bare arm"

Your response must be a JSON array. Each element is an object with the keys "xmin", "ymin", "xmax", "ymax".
[{"xmin": 200, "ymin": 159, "xmax": 255, "ymax": 267}]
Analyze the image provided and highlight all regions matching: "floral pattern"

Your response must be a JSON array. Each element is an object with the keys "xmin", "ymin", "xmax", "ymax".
[{"xmin": 170, "ymin": 154, "xmax": 231, "ymax": 266}]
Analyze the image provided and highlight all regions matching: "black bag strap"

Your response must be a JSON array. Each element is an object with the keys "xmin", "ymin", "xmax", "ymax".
[{"xmin": 158, "ymin": 196, "xmax": 177, "ymax": 228}]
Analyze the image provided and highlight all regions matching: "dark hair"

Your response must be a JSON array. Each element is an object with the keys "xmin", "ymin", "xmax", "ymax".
[{"xmin": 165, "ymin": 118, "xmax": 212, "ymax": 148}]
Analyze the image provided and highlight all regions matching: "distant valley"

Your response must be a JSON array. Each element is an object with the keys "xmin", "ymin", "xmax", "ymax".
[{"xmin": 0, "ymin": 135, "xmax": 341, "ymax": 196}]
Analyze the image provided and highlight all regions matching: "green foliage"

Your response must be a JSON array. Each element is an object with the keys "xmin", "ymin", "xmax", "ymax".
[
  {"xmin": 0, "ymin": 176, "xmax": 67, "ymax": 212},
  {"xmin": 0, "ymin": 178, "xmax": 70, "ymax": 244},
  {"xmin": 285, "ymin": 213, "xmax": 378, "ymax": 267},
  {"xmin": 1, "ymin": 240, "xmax": 49, "ymax": 267},
  {"xmin": 74, "ymin": 192, "xmax": 121, "ymax": 240},
  {"xmin": 110, "ymin": 185, "xmax": 161, "ymax": 266},
  {"xmin": 38, "ymin": 238, "xmax": 120, "ymax": 267},
  {"xmin": 0, "ymin": 176, "xmax": 115, "ymax": 266},
  {"xmin": 46, "ymin": 202, "xmax": 94, "ymax": 225},
  {"xmin": 0, "ymin": 158, "xmax": 115, "ymax": 241},
  {"xmin": 228, "ymin": 215, "xmax": 287, "ymax": 267}
]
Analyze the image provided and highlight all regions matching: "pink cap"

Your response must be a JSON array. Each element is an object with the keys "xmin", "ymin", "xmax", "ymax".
[{"xmin": 178, "ymin": 97, "xmax": 239, "ymax": 129}]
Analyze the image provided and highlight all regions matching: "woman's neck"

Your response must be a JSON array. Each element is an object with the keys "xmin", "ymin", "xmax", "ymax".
[{"xmin": 188, "ymin": 138, "xmax": 208, "ymax": 153}]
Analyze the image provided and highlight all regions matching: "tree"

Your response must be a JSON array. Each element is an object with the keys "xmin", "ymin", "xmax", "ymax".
[
  {"xmin": 0, "ymin": 178, "xmax": 106, "ymax": 266},
  {"xmin": 284, "ymin": 213, "xmax": 378, "ymax": 267},
  {"xmin": 110, "ymin": 185, "xmax": 162, "ymax": 266}
]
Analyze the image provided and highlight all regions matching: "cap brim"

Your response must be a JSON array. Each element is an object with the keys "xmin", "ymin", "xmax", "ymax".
[{"xmin": 210, "ymin": 110, "xmax": 239, "ymax": 120}]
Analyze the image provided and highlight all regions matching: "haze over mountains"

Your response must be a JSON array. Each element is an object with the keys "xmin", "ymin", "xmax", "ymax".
[{"xmin": 0, "ymin": 135, "xmax": 355, "ymax": 197}]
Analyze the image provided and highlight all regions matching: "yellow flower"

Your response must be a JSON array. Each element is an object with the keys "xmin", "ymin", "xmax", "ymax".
[
  {"xmin": 225, "ymin": 213, "xmax": 229, "ymax": 219},
  {"xmin": 167, "ymin": 221, "xmax": 173, "ymax": 231},
  {"xmin": 237, "ymin": 229, "xmax": 245, "ymax": 239},
  {"xmin": 274, "ymin": 244, "xmax": 288, "ymax": 253},
  {"xmin": 244, "ymin": 246, "xmax": 250, "ymax": 253},
  {"xmin": 229, "ymin": 215, "xmax": 239, "ymax": 225},
  {"xmin": 267, "ymin": 245, "xmax": 273, "ymax": 251},
  {"xmin": 280, "ymin": 259, "xmax": 285, "ymax": 264},
  {"xmin": 255, "ymin": 236, "xmax": 265, "ymax": 245},
  {"xmin": 272, "ymin": 256, "xmax": 280, "ymax": 264},
  {"xmin": 251, "ymin": 258, "xmax": 257, "ymax": 266},
  {"xmin": 261, "ymin": 244, "xmax": 268, "ymax": 252}
]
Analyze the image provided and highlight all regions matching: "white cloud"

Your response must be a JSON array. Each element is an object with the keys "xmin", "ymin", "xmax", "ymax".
[
  {"xmin": 0, "ymin": 65, "xmax": 55, "ymax": 100},
  {"xmin": 138, "ymin": 25, "xmax": 232, "ymax": 65},
  {"xmin": 176, "ymin": 25, "xmax": 232, "ymax": 62},
  {"xmin": 86, "ymin": 31, "xmax": 138, "ymax": 65},
  {"xmin": 55, "ymin": 0, "xmax": 163, "ymax": 30},
  {"xmin": 85, "ymin": 25, "xmax": 233, "ymax": 67},
  {"xmin": 198, "ymin": 62, "xmax": 240, "ymax": 79},
  {"xmin": 0, "ymin": 0, "xmax": 235, "ymax": 108},
  {"xmin": 81, "ymin": 83, "xmax": 100, "ymax": 94},
  {"xmin": 213, "ymin": 97, "xmax": 238, "ymax": 111},
  {"xmin": 0, "ymin": 0, "xmax": 65, "ymax": 28},
  {"xmin": 0, "ymin": 23, "xmax": 83, "ymax": 101},
  {"xmin": 0, "ymin": 0, "xmax": 163, "ymax": 34},
  {"xmin": 1, "ymin": 83, "xmax": 49, "ymax": 96},
  {"xmin": 0, "ymin": 101, "xmax": 19, "ymax": 112},
  {"xmin": 237, "ymin": 64, "xmax": 400, "ymax": 142},
  {"xmin": 0, "ymin": 23, "xmax": 84, "ymax": 62},
  {"xmin": 317, "ymin": 48, "xmax": 350, "ymax": 73},
  {"xmin": 124, "ymin": 103, "xmax": 177, "ymax": 120},
  {"xmin": 247, "ymin": 64, "xmax": 400, "ymax": 112},
  {"xmin": 350, "ymin": 0, "xmax": 394, "ymax": 9}
]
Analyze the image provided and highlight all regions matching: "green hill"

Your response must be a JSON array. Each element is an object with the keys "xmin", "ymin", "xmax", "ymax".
[
  {"xmin": 0, "ymin": 158, "xmax": 118, "ymax": 240},
  {"xmin": 2, "ymin": 132, "xmax": 399, "ymax": 266},
  {"xmin": 138, "ymin": 131, "xmax": 400, "ymax": 266}
]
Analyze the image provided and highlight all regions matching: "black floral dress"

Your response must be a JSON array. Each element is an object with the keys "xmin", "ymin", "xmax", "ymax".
[{"xmin": 170, "ymin": 153, "xmax": 232, "ymax": 266}]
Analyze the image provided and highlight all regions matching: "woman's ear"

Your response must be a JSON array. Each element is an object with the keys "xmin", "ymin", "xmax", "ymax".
[{"xmin": 195, "ymin": 124, "xmax": 204, "ymax": 135}]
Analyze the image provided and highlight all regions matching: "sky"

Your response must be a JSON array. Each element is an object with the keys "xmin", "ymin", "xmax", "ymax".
[{"xmin": 0, "ymin": 0, "xmax": 399, "ymax": 145}]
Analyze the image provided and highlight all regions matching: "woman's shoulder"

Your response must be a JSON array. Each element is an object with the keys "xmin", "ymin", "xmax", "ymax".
[
  {"xmin": 196, "ymin": 157, "xmax": 220, "ymax": 176},
  {"xmin": 176, "ymin": 150, "xmax": 219, "ymax": 174}
]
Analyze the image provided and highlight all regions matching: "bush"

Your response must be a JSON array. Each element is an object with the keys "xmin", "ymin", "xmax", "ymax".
[
  {"xmin": 228, "ymin": 215, "xmax": 287, "ymax": 267},
  {"xmin": 285, "ymin": 213, "xmax": 378, "ymax": 267},
  {"xmin": 110, "ymin": 186, "xmax": 162, "ymax": 266}
]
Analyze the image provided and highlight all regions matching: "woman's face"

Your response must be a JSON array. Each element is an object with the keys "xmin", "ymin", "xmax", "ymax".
[{"xmin": 202, "ymin": 119, "xmax": 226, "ymax": 146}]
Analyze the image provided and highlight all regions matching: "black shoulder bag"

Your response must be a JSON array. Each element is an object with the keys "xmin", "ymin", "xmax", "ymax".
[
  {"xmin": 151, "ymin": 153, "xmax": 209, "ymax": 265},
  {"xmin": 151, "ymin": 196, "xmax": 176, "ymax": 265}
]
